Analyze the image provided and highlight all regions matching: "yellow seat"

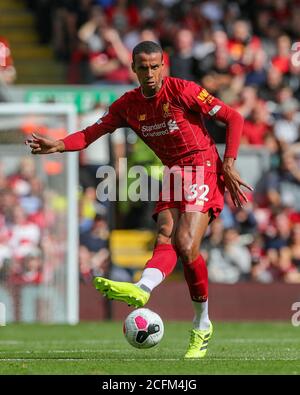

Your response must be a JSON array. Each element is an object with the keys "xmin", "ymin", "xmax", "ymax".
[{"xmin": 110, "ymin": 230, "xmax": 155, "ymax": 269}]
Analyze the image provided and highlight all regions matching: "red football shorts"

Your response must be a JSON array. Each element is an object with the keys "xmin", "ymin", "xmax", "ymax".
[{"xmin": 153, "ymin": 164, "xmax": 225, "ymax": 221}]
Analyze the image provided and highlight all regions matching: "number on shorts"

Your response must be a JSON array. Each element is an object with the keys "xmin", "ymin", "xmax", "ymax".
[{"xmin": 186, "ymin": 183, "xmax": 209, "ymax": 201}]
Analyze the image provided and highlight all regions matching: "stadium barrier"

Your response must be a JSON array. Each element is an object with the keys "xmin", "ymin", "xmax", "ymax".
[{"xmin": 80, "ymin": 281, "xmax": 300, "ymax": 321}]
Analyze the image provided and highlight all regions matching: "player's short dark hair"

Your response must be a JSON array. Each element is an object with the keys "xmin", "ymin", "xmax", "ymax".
[{"xmin": 132, "ymin": 41, "xmax": 163, "ymax": 63}]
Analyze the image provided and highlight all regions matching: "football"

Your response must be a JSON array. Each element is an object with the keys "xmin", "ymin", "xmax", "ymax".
[{"xmin": 123, "ymin": 308, "xmax": 164, "ymax": 349}]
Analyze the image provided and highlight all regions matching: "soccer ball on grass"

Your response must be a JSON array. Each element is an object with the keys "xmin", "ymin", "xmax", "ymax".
[{"xmin": 123, "ymin": 308, "xmax": 164, "ymax": 349}]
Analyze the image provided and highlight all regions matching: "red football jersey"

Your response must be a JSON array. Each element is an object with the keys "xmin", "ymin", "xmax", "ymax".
[{"xmin": 63, "ymin": 77, "xmax": 243, "ymax": 170}]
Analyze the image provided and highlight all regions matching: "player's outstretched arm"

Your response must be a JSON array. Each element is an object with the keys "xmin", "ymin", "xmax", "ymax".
[
  {"xmin": 222, "ymin": 157, "xmax": 253, "ymax": 207},
  {"xmin": 25, "ymin": 133, "xmax": 65, "ymax": 155},
  {"xmin": 208, "ymin": 98, "xmax": 253, "ymax": 206}
]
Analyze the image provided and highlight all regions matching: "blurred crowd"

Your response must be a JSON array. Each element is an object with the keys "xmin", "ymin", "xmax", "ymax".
[
  {"xmin": 0, "ymin": 158, "xmax": 67, "ymax": 286},
  {"xmin": 23, "ymin": 0, "xmax": 300, "ymax": 90},
  {"xmin": 1, "ymin": 0, "xmax": 300, "ymax": 284},
  {"xmin": 0, "ymin": 157, "xmax": 112, "ymax": 287}
]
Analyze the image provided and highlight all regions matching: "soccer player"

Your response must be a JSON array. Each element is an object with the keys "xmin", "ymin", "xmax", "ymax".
[{"xmin": 27, "ymin": 41, "xmax": 252, "ymax": 359}]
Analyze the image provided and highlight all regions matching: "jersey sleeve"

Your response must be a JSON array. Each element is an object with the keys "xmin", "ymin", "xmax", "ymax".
[
  {"xmin": 179, "ymin": 80, "xmax": 244, "ymax": 159},
  {"xmin": 62, "ymin": 98, "xmax": 127, "ymax": 151},
  {"xmin": 179, "ymin": 80, "xmax": 224, "ymax": 117}
]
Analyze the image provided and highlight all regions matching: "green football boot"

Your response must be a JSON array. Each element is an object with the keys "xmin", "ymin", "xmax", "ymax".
[
  {"xmin": 184, "ymin": 322, "xmax": 213, "ymax": 359},
  {"xmin": 93, "ymin": 277, "xmax": 150, "ymax": 308}
]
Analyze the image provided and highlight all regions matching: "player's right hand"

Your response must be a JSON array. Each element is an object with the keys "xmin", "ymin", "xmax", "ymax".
[
  {"xmin": 25, "ymin": 133, "xmax": 65, "ymax": 154},
  {"xmin": 222, "ymin": 157, "xmax": 253, "ymax": 207}
]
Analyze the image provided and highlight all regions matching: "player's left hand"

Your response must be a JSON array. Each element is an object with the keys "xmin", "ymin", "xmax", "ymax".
[{"xmin": 222, "ymin": 158, "xmax": 253, "ymax": 207}]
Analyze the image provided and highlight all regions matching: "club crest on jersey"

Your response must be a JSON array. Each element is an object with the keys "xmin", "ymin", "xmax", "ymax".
[
  {"xmin": 138, "ymin": 114, "xmax": 146, "ymax": 121},
  {"xmin": 162, "ymin": 102, "xmax": 170, "ymax": 117},
  {"xmin": 197, "ymin": 89, "xmax": 214, "ymax": 104}
]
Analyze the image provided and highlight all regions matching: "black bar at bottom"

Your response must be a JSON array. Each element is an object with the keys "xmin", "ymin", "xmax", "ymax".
[{"xmin": 0, "ymin": 374, "xmax": 290, "ymax": 392}]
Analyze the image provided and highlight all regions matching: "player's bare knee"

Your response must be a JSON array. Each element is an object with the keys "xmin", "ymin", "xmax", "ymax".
[
  {"xmin": 175, "ymin": 234, "xmax": 198, "ymax": 263},
  {"xmin": 156, "ymin": 224, "xmax": 173, "ymax": 245},
  {"xmin": 179, "ymin": 248, "xmax": 198, "ymax": 264}
]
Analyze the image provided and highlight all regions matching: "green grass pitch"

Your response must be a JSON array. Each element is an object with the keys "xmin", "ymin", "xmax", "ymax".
[{"xmin": 0, "ymin": 321, "xmax": 299, "ymax": 375}]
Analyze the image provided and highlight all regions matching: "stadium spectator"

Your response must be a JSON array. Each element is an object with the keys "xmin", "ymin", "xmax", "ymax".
[
  {"xmin": 104, "ymin": 0, "xmax": 140, "ymax": 35},
  {"xmin": 88, "ymin": 27, "xmax": 132, "ymax": 84},
  {"xmin": 0, "ymin": 36, "xmax": 16, "ymax": 101},
  {"xmin": 263, "ymin": 150, "xmax": 300, "ymax": 211},
  {"xmin": 262, "ymin": 132, "xmax": 281, "ymax": 170},
  {"xmin": 271, "ymin": 85, "xmax": 295, "ymax": 116},
  {"xmin": 0, "ymin": 187, "xmax": 17, "ymax": 225},
  {"xmin": 287, "ymin": 60, "xmax": 300, "ymax": 101},
  {"xmin": 273, "ymin": 98, "xmax": 300, "ymax": 146},
  {"xmin": 245, "ymin": 48, "xmax": 267, "ymax": 87},
  {"xmin": 169, "ymin": 28, "xmax": 198, "ymax": 81},
  {"xmin": 79, "ymin": 245, "xmax": 93, "ymax": 283},
  {"xmin": 259, "ymin": 66, "xmax": 284, "ymax": 103},
  {"xmin": 20, "ymin": 176, "xmax": 43, "ymax": 217},
  {"xmin": 79, "ymin": 186, "xmax": 102, "ymax": 233},
  {"xmin": 206, "ymin": 227, "xmax": 252, "ymax": 284},
  {"xmin": 248, "ymin": 233, "xmax": 265, "ymax": 267},
  {"xmin": 264, "ymin": 246, "xmax": 300, "ymax": 283},
  {"xmin": 271, "ymin": 34, "xmax": 291, "ymax": 74},
  {"xmin": 70, "ymin": 5, "xmax": 108, "ymax": 83},
  {"xmin": 219, "ymin": 200, "xmax": 236, "ymax": 229},
  {"xmin": 9, "ymin": 206, "xmax": 41, "ymax": 261},
  {"xmin": 233, "ymin": 85, "xmax": 258, "ymax": 118},
  {"xmin": 0, "ymin": 216, "xmax": 11, "ymax": 273},
  {"xmin": 241, "ymin": 100, "xmax": 272, "ymax": 146},
  {"xmin": 234, "ymin": 200, "xmax": 257, "ymax": 236},
  {"xmin": 201, "ymin": 217, "xmax": 224, "ymax": 262},
  {"xmin": 196, "ymin": 28, "xmax": 230, "ymax": 85},
  {"xmin": 80, "ymin": 213, "xmax": 109, "ymax": 253},
  {"xmin": 264, "ymin": 211, "xmax": 291, "ymax": 251},
  {"xmin": 19, "ymin": 252, "xmax": 43, "ymax": 285},
  {"xmin": 52, "ymin": 0, "xmax": 94, "ymax": 60},
  {"xmin": 77, "ymin": 5, "xmax": 108, "ymax": 52},
  {"xmin": 227, "ymin": 19, "xmax": 262, "ymax": 75},
  {"xmin": 79, "ymin": 244, "xmax": 110, "ymax": 283}
]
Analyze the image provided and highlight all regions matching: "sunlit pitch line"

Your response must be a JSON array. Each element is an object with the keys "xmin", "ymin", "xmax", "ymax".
[
  {"xmin": 0, "ymin": 357, "xmax": 300, "ymax": 362},
  {"xmin": 0, "ymin": 349, "xmax": 146, "ymax": 354},
  {"xmin": 0, "ymin": 338, "xmax": 299, "ymax": 344}
]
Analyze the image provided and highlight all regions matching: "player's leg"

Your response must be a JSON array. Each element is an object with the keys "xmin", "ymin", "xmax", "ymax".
[
  {"xmin": 93, "ymin": 208, "xmax": 179, "ymax": 307},
  {"xmin": 135, "ymin": 207, "xmax": 179, "ymax": 292},
  {"xmin": 175, "ymin": 210, "xmax": 213, "ymax": 358}
]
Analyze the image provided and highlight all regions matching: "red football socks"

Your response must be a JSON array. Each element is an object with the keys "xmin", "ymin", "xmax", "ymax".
[
  {"xmin": 183, "ymin": 254, "xmax": 208, "ymax": 302},
  {"xmin": 145, "ymin": 243, "xmax": 178, "ymax": 277}
]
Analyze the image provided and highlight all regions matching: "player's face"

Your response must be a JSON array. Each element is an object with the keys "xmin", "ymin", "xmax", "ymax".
[{"xmin": 132, "ymin": 52, "xmax": 164, "ymax": 96}]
